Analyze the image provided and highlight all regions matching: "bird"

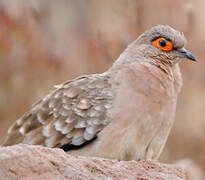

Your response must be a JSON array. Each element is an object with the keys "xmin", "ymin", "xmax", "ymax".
[{"xmin": 2, "ymin": 25, "xmax": 196, "ymax": 161}]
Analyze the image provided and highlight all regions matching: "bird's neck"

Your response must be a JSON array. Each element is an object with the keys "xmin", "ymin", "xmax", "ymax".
[
  {"xmin": 108, "ymin": 49, "xmax": 182, "ymax": 95},
  {"xmin": 110, "ymin": 43, "xmax": 180, "ymax": 76},
  {"xmin": 111, "ymin": 47, "xmax": 148, "ymax": 70}
]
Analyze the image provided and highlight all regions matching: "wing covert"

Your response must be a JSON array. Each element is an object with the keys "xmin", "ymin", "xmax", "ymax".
[{"xmin": 2, "ymin": 74, "xmax": 114, "ymax": 149}]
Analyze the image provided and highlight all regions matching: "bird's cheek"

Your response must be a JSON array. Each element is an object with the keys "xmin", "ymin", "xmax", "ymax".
[
  {"xmin": 165, "ymin": 53, "xmax": 177, "ymax": 61},
  {"xmin": 159, "ymin": 53, "xmax": 171, "ymax": 60}
]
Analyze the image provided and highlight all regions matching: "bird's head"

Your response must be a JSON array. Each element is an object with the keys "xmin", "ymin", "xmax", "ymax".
[{"xmin": 135, "ymin": 25, "xmax": 197, "ymax": 66}]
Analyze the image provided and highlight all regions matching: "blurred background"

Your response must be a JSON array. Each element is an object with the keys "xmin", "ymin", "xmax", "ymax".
[{"xmin": 0, "ymin": 0, "xmax": 204, "ymax": 174}]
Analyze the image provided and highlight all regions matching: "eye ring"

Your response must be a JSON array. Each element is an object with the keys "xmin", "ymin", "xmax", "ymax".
[{"xmin": 152, "ymin": 37, "xmax": 173, "ymax": 52}]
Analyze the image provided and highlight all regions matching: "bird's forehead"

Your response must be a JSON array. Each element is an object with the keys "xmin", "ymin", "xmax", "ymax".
[{"xmin": 145, "ymin": 25, "xmax": 187, "ymax": 48}]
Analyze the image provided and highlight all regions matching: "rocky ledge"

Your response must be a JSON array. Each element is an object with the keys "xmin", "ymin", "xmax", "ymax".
[{"xmin": 0, "ymin": 144, "xmax": 185, "ymax": 180}]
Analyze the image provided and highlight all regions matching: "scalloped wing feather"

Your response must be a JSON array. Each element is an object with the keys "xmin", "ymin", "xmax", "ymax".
[{"xmin": 2, "ymin": 74, "xmax": 114, "ymax": 149}]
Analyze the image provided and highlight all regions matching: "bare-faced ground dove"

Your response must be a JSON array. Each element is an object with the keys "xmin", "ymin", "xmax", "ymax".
[{"xmin": 2, "ymin": 25, "xmax": 196, "ymax": 161}]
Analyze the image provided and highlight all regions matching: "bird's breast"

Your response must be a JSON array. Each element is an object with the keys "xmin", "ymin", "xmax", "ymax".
[{"xmin": 93, "ymin": 62, "xmax": 180, "ymax": 160}]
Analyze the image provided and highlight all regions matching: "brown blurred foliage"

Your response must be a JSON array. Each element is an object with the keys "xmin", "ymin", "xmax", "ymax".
[{"xmin": 0, "ymin": 0, "xmax": 205, "ymax": 173}]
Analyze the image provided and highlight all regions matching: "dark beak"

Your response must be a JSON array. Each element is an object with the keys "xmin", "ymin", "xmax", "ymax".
[{"xmin": 177, "ymin": 48, "xmax": 197, "ymax": 62}]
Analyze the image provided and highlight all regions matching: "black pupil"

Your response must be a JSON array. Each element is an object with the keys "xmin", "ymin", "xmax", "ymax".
[{"xmin": 159, "ymin": 40, "xmax": 167, "ymax": 47}]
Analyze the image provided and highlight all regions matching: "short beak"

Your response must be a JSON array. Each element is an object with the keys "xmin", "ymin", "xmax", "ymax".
[{"xmin": 177, "ymin": 48, "xmax": 197, "ymax": 62}]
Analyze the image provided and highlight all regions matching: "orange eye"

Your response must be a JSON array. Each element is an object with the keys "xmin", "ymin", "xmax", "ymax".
[{"xmin": 152, "ymin": 37, "xmax": 173, "ymax": 52}]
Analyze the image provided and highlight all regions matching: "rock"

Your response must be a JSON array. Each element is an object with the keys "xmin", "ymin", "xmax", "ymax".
[
  {"xmin": 0, "ymin": 144, "xmax": 185, "ymax": 180},
  {"xmin": 174, "ymin": 158, "xmax": 205, "ymax": 180}
]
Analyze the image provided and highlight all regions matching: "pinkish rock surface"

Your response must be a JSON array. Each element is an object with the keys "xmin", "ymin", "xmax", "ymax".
[{"xmin": 0, "ymin": 144, "xmax": 185, "ymax": 180}]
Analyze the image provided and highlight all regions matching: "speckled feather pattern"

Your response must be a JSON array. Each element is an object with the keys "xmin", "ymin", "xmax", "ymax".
[{"xmin": 3, "ymin": 75, "xmax": 113, "ymax": 148}]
